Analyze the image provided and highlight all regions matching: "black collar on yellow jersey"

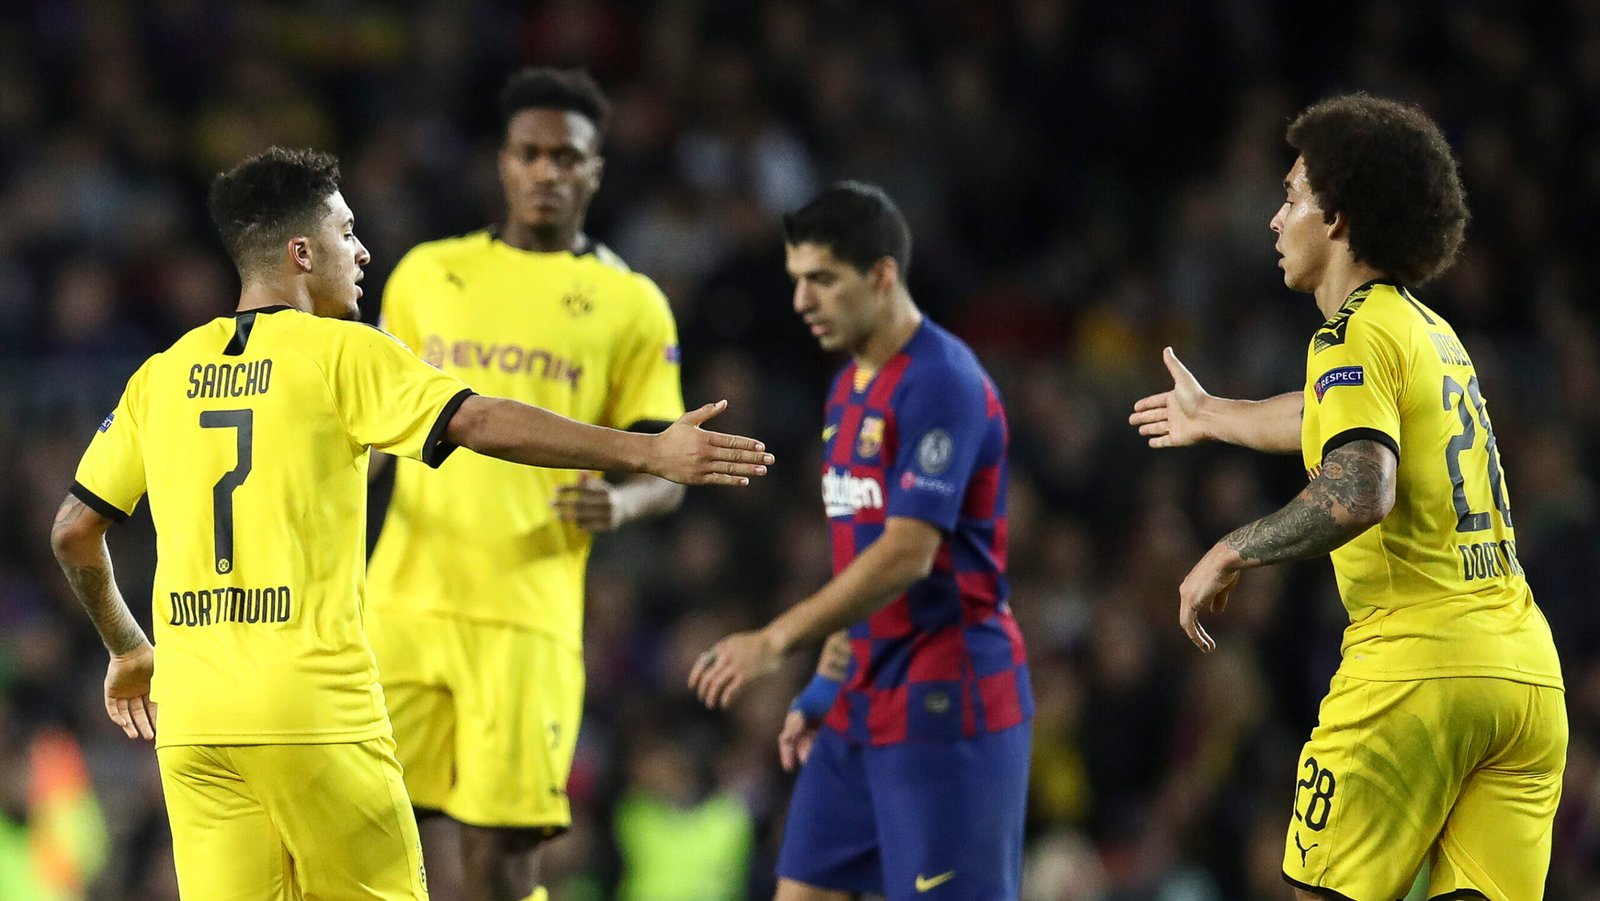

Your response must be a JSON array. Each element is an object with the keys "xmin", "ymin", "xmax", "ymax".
[{"xmin": 224, "ymin": 304, "xmax": 295, "ymax": 355}]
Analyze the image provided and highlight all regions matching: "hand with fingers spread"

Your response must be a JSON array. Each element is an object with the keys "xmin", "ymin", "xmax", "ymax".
[
  {"xmin": 1130, "ymin": 347, "xmax": 1213, "ymax": 448},
  {"xmin": 688, "ymin": 629, "xmax": 784, "ymax": 709},
  {"xmin": 106, "ymin": 642, "xmax": 157, "ymax": 740},
  {"xmin": 1177, "ymin": 544, "xmax": 1242, "ymax": 653},
  {"xmin": 650, "ymin": 400, "xmax": 775, "ymax": 486},
  {"xmin": 553, "ymin": 474, "xmax": 633, "ymax": 532}
]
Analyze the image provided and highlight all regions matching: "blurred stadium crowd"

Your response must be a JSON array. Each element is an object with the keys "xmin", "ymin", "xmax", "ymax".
[{"xmin": 3, "ymin": 0, "xmax": 1600, "ymax": 899}]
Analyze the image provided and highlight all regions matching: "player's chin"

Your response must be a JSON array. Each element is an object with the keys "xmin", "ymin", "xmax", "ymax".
[{"xmin": 814, "ymin": 331, "xmax": 845, "ymax": 352}]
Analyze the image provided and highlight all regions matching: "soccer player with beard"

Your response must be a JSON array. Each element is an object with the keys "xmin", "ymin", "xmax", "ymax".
[{"xmin": 691, "ymin": 182, "xmax": 1032, "ymax": 901}]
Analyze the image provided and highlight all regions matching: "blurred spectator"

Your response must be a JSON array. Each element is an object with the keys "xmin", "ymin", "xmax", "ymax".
[{"xmin": 2, "ymin": 1, "xmax": 1599, "ymax": 898}]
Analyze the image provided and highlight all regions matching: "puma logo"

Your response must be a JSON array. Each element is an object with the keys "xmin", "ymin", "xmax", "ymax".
[{"xmin": 1294, "ymin": 831, "xmax": 1319, "ymax": 867}]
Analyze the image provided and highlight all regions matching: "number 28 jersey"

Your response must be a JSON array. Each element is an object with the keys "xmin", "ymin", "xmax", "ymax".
[
  {"xmin": 71, "ymin": 306, "xmax": 473, "ymax": 747},
  {"xmin": 1300, "ymin": 281, "xmax": 1560, "ymax": 687}
]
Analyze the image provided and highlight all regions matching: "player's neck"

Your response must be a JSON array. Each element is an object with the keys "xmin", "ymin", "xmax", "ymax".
[
  {"xmin": 1312, "ymin": 256, "xmax": 1386, "ymax": 319},
  {"xmin": 853, "ymin": 293, "xmax": 923, "ymax": 371},
  {"xmin": 499, "ymin": 219, "xmax": 586, "ymax": 254},
  {"xmin": 236, "ymin": 280, "xmax": 310, "ymax": 315}
]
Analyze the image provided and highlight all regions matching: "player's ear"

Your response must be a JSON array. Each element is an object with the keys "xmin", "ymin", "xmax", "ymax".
[
  {"xmin": 1325, "ymin": 209, "xmax": 1348, "ymax": 242},
  {"xmin": 872, "ymin": 256, "xmax": 899, "ymax": 294},
  {"xmin": 288, "ymin": 236, "xmax": 314, "ymax": 273}
]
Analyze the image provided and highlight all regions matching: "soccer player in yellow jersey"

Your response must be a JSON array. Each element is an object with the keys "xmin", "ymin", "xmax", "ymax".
[
  {"xmin": 1130, "ymin": 95, "xmax": 1565, "ymax": 901},
  {"xmin": 48, "ymin": 147, "xmax": 771, "ymax": 900},
  {"xmin": 363, "ymin": 68, "xmax": 686, "ymax": 901}
]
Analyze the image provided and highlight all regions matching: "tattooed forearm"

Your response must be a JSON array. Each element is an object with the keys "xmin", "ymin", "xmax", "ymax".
[
  {"xmin": 52, "ymin": 496, "xmax": 148, "ymax": 655},
  {"xmin": 1224, "ymin": 439, "xmax": 1395, "ymax": 566},
  {"xmin": 817, "ymin": 630, "xmax": 852, "ymax": 680},
  {"xmin": 60, "ymin": 561, "xmax": 146, "ymax": 654}
]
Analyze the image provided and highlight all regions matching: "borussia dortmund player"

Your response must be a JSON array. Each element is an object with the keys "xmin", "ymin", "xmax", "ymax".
[
  {"xmin": 1131, "ymin": 95, "xmax": 1564, "ymax": 901},
  {"xmin": 49, "ymin": 147, "xmax": 769, "ymax": 900},
  {"xmin": 690, "ymin": 183, "xmax": 1031, "ymax": 901},
  {"xmin": 364, "ymin": 67, "xmax": 691, "ymax": 901}
]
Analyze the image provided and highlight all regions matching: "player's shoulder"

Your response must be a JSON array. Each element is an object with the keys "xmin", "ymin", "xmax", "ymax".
[
  {"xmin": 1352, "ymin": 281, "xmax": 1450, "ymax": 331},
  {"xmin": 163, "ymin": 315, "xmax": 237, "ymax": 354},
  {"xmin": 1314, "ymin": 280, "xmax": 1429, "ymax": 357},
  {"xmin": 584, "ymin": 241, "xmax": 667, "ymax": 297},
  {"xmin": 390, "ymin": 230, "xmax": 496, "ymax": 280},
  {"xmin": 260, "ymin": 309, "xmax": 407, "ymax": 357},
  {"xmin": 902, "ymin": 321, "xmax": 992, "ymax": 390},
  {"xmin": 587, "ymin": 240, "xmax": 635, "ymax": 275}
]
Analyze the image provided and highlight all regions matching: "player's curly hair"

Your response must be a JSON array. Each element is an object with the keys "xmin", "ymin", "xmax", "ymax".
[
  {"xmin": 208, "ymin": 147, "xmax": 342, "ymax": 277},
  {"xmin": 1287, "ymin": 93, "xmax": 1469, "ymax": 285},
  {"xmin": 499, "ymin": 67, "xmax": 611, "ymax": 145},
  {"xmin": 783, "ymin": 181, "xmax": 913, "ymax": 282}
]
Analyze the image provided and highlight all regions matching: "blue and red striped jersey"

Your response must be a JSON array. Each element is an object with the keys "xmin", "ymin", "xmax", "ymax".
[{"xmin": 818, "ymin": 320, "xmax": 1031, "ymax": 745}]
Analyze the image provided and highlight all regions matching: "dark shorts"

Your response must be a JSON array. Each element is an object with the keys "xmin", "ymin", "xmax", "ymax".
[{"xmin": 777, "ymin": 722, "xmax": 1031, "ymax": 900}]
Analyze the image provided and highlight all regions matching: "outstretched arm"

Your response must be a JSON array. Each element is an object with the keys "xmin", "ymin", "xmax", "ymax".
[
  {"xmin": 50, "ymin": 495, "xmax": 156, "ymax": 740},
  {"xmin": 446, "ymin": 397, "xmax": 772, "ymax": 486},
  {"xmin": 1177, "ymin": 439, "xmax": 1397, "ymax": 651},
  {"xmin": 688, "ymin": 517, "xmax": 942, "ymax": 709},
  {"xmin": 1130, "ymin": 347, "xmax": 1303, "ymax": 454},
  {"xmin": 554, "ymin": 421, "xmax": 688, "ymax": 532}
]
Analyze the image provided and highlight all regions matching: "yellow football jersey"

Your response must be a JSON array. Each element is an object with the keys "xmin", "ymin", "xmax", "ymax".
[
  {"xmin": 1300, "ymin": 281, "xmax": 1561, "ymax": 687},
  {"xmin": 72, "ymin": 306, "xmax": 473, "ymax": 746},
  {"xmin": 366, "ymin": 232, "xmax": 684, "ymax": 647}
]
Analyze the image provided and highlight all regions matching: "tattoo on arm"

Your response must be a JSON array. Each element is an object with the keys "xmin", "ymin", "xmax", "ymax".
[
  {"xmin": 53, "ymin": 498, "xmax": 147, "ymax": 655},
  {"xmin": 817, "ymin": 630, "xmax": 852, "ymax": 680},
  {"xmin": 1224, "ymin": 439, "xmax": 1393, "ymax": 566}
]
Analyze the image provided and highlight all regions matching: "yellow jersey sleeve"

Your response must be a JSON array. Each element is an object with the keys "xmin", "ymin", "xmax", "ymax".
[
  {"xmin": 326, "ymin": 323, "xmax": 473, "ymax": 466},
  {"xmin": 72, "ymin": 361, "xmax": 151, "ymax": 520},
  {"xmin": 603, "ymin": 278, "xmax": 684, "ymax": 430},
  {"xmin": 1305, "ymin": 313, "xmax": 1404, "ymax": 463}
]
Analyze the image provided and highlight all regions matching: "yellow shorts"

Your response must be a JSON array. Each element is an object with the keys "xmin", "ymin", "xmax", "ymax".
[
  {"xmin": 1282, "ymin": 674, "xmax": 1566, "ymax": 901},
  {"xmin": 367, "ymin": 608, "xmax": 585, "ymax": 830},
  {"xmin": 158, "ymin": 736, "xmax": 428, "ymax": 900}
]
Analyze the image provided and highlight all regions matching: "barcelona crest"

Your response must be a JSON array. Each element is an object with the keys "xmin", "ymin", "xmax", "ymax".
[{"xmin": 858, "ymin": 416, "xmax": 884, "ymax": 459}]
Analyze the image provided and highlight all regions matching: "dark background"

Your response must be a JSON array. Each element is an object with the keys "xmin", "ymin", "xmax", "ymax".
[{"xmin": 2, "ymin": 1, "xmax": 1599, "ymax": 898}]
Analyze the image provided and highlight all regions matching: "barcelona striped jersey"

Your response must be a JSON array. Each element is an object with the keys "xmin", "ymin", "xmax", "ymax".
[{"xmin": 819, "ymin": 320, "xmax": 1031, "ymax": 745}]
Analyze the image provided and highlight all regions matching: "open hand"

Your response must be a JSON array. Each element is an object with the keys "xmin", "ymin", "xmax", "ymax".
[
  {"xmin": 652, "ymin": 401, "xmax": 774, "ymax": 486},
  {"xmin": 1130, "ymin": 347, "xmax": 1212, "ymax": 448}
]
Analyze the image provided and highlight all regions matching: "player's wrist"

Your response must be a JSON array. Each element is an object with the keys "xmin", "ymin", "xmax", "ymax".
[
  {"xmin": 1208, "ymin": 539, "xmax": 1248, "ymax": 573},
  {"xmin": 791, "ymin": 671, "xmax": 843, "ymax": 720},
  {"xmin": 1191, "ymin": 394, "xmax": 1229, "ymax": 443}
]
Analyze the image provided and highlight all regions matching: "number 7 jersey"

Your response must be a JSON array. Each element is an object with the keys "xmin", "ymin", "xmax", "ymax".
[
  {"xmin": 71, "ymin": 305, "xmax": 474, "ymax": 746},
  {"xmin": 1300, "ymin": 281, "xmax": 1560, "ymax": 687}
]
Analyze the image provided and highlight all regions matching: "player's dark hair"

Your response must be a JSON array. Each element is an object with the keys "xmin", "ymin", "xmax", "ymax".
[
  {"xmin": 499, "ymin": 67, "xmax": 611, "ymax": 146},
  {"xmin": 782, "ymin": 181, "xmax": 913, "ymax": 281},
  {"xmin": 1287, "ymin": 93, "xmax": 1469, "ymax": 285},
  {"xmin": 208, "ymin": 147, "xmax": 342, "ymax": 277}
]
